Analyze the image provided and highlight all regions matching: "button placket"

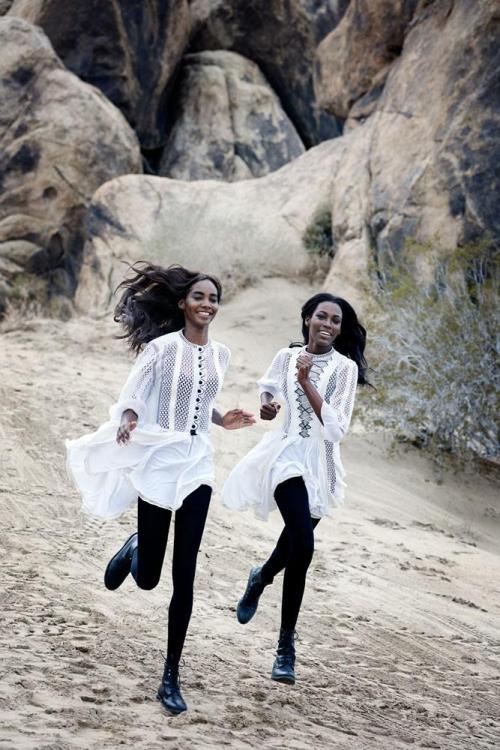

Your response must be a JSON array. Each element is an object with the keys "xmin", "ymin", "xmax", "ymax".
[{"xmin": 192, "ymin": 347, "xmax": 207, "ymax": 433}]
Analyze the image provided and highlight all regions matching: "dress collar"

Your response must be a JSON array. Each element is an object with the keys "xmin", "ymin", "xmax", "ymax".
[{"xmin": 179, "ymin": 330, "xmax": 211, "ymax": 349}]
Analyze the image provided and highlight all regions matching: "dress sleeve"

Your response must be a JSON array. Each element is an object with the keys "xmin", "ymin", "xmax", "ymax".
[
  {"xmin": 218, "ymin": 344, "xmax": 231, "ymax": 374},
  {"xmin": 257, "ymin": 349, "xmax": 285, "ymax": 398},
  {"xmin": 320, "ymin": 359, "xmax": 358, "ymax": 442},
  {"xmin": 109, "ymin": 342, "xmax": 158, "ymax": 424}
]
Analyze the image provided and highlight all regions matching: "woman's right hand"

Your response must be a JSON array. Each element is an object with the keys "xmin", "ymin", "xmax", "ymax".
[
  {"xmin": 260, "ymin": 401, "xmax": 281, "ymax": 421},
  {"xmin": 116, "ymin": 409, "xmax": 138, "ymax": 445}
]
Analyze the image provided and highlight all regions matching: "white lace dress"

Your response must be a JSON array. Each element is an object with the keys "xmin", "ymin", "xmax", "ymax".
[
  {"xmin": 222, "ymin": 346, "xmax": 358, "ymax": 520},
  {"xmin": 66, "ymin": 330, "xmax": 230, "ymax": 519}
]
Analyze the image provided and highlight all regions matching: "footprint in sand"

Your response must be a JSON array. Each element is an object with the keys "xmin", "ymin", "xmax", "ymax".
[{"xmin": 370, "ymin": 517, "xmax": 406, "ymax": 530}]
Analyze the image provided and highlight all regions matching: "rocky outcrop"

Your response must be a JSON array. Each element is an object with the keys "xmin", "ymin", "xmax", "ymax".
[
  {"xmin": 0, "ymin": 1, "xmax": 14, "ymax": 15},
  {"xmin": 315, "ymin": 0, "xmax": 419, "ymax": 120},
  {"xmin": 190, "ymin": 0, "xmax": 348, "ymax": 147},
  {"xmin": 75, "ymin": 139, "xmax": 349, "ymax": 312},
  {"xmin": 74, "ymin": 0, "xmax": 500, "ymax": 315},
  {"xmin": 8, "ymin": 0, "xmax": 191, "ymax": 150},
  {"xmin": 159, "ymin": 51, "xmax": 305, "ymax": 181},
  {"xmin": 0, "ymin": 17, "xmax": 142, "ymax": 315},
  {"xmin": 325, "ymin": 0, "xmax": 500, "ymax": 294}
]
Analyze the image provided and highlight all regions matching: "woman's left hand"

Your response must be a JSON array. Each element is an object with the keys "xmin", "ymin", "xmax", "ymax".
[
  {"xmin": 297, "ymin": 353, "xmax": 313, "ymax": 384},
  {"xmin": 222, "ymin": 409, "xmax": 256, "ymax": 430}
]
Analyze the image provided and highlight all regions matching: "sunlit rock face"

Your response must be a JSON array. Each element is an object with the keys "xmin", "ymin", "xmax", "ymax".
[
  {"xmin": 159, "ymin": 51, "xmax": 305, "ymax": 182},
  {"xmin": 189, "ymin": 0, "xmax": 348, "ymax": 147},
  {"xmin": 0, "ymin": 17, "xmax": 142, "ymax": 315},
  {"xmin": 325, "ymin": 0, "xmax": 500, "ymax": 298}
]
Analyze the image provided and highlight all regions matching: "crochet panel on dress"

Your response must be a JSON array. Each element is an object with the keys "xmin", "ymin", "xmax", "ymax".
[
  {"xmin": 294, "ymin": 356, "xmax": 331, "ymax": 438},
  {"xmin": 153, "ymin": 336, "xmax": 227, "ymax": 433}
]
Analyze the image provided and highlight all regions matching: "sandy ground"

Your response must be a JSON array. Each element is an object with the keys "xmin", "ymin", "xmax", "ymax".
[{"xmin": 0, "ymin": 278, "xmax": 499, "ymax": 750}]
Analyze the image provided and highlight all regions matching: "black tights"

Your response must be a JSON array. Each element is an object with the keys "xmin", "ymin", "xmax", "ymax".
[
  {"xmin": 260, "ymin": 477, "xmax": 320, "ymax": 631},
  {"xmin": 130, "ymin": 484, "xmax": 211, "ymax": 664}
]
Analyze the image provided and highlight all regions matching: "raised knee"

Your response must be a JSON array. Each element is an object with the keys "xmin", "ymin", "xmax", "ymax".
[{"xmin": 136, "ymin": 575, "xmax": 160, "ymax": 591}]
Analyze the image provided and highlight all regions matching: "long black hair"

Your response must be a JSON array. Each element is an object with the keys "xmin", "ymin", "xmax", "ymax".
[
  {"xmin": 114, "ymin": 262, "xmax": 222, "ymax": 354},
  {"xmin": 299, "ymin": 292, "xmax": 370, "ymax": 385}
]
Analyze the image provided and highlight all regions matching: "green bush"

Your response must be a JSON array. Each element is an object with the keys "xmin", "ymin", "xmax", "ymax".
[
  {"xmin": 366, "ymin": 238, "xmax": 499, "ymax": 463},
  {"xmin": 303, "ymin": 206, "xmax": 334, "ymax": 258}
]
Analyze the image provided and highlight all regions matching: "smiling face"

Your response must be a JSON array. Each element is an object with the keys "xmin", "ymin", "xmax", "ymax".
[
  {"xmin": 178, "ymin": 278, "xmax": 220, "ymax": 328},
  {"xmin": 306, "ymin": 301, "xmax": 342, "ymax": 352}
]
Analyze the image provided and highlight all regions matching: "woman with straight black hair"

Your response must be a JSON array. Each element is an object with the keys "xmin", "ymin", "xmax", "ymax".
[
  {"xmin": 67, "ymin": 263, "xmax": 254, "ymax": 715},
  {"xmin": 222, "ymin": 293, "xmax": 369, "ymax": 684}
]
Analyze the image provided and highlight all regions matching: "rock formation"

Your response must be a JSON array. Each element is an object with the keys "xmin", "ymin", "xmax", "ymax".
[
  {"xmin": 0, "ymin": 17, "xmax": 142, "ymax": 315},
  {"xmin": 190, "ymin": 0, "xmax": 348, "ymax": 146},
  {"xmin": 159, "ymin": 51, "xmax": 305, "ymax": 181},
  {"xmin": 0, "ymin": 1, "xmax": 14, "ymax": 15},
  {"xmin": 315, "ymin": 0, "xmax": 419, "ymax": 120},
  {"xmin": 326, "ymin": 0, "xmax": 500, "ymax": 292},
  {"xmin": 1, "ymin": 0, "xmax": 499, "ymax": 318},
  {"xmin": 8, "ymin": 0, "xmax": 191, "ymax": 150},
  {"xmin": 75, "ymin": 139, "xmax": 348, "ymax": 313},
  {"xmin": 75, "ymin": 0, "xmax": 500, "ymax": 315}
]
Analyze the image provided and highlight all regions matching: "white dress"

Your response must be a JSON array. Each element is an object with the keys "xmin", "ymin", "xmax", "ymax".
[
  {"xmin": 66, "ymin": 330, "xmax": 230, "ymax": 519},
  {"xmin": 222, "ymin": 346, "xmax": 358, "ymax": 520}
]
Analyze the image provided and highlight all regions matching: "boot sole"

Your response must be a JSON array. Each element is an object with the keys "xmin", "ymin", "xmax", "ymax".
[
  {"xmin": 104, "ymin": 533, "xmax": 137, "ymax": 590},
  {"xmin": 156, "ymin": 691, "xmax": 187, "ymax": 715},
  {"xmin": 236, "ymin": 566, "xmax": 263, "ymax": 624},
  {"xmin": 271, "ymin": 674, "xmax": 295, "ymax": 685}
]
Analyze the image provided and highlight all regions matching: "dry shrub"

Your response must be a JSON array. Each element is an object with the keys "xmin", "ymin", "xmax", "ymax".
[{"xmin": 366, "ymin": 238, "xmax": 499, "ymax": 464}]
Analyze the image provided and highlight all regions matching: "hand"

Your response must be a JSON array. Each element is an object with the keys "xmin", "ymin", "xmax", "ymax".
[
  {"xmin": 116, "ymin": 410, "xmax": 138, "ymax": 444},
  {"xmin": 222, "ymin": 409, "xmax": 256, "ymax": 430},
  {"xmin": 260, "ymin": 401, "xmax": 281, "ymax": 421},
  {"xmin": 296, "ymin": 353, "xmax": 313, "ymax": 385}
]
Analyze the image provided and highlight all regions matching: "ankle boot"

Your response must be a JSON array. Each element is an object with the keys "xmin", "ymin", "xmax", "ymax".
[
  {"xmin": 104, "ymin": 533, "xmax": 138, "ymax": 590},
  {"xmin": 237, "ymin": 566, "xmax": 267, "ymax": 624},
  {"xmin": 271, "ymin": 628, "xmax": 296, "ymax": 685},
  {"xmin": 157, "ymin": 660, "xmax": 187, "ymax": 714}
]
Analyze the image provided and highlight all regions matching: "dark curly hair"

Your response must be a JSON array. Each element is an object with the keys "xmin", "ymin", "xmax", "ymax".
[
  {"xmin": 114, "ymin": 262, "xmax": 222, "ymax": 354},
  {"xmin": 298, "ymin": 293, "xmax": 370, "ymax": 385}
]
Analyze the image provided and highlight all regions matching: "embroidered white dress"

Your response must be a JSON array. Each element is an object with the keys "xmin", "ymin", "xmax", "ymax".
[
  {"xmin": 66, "ymin": 330, "xmax": 230, "ymax": 519},
  {"xmin": 222, "ymin": 346, "xmax": 358, "ymax": 520}
]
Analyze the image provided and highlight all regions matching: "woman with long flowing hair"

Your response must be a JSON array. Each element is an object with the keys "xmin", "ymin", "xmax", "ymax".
[
  {"xmin": 67, "ymin": 263, "xmax": 254, "ymax": 714},
  {"xmin": 222, "ymin": 293, "xmax": 369, "ymax": 684}
]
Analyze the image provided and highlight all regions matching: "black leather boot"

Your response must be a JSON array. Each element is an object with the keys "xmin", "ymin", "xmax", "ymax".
[
  {"xmin": 157, "ymin": 660, "xmax": 187, "ymax": 714},
  {"xmin": 271, "ymin": 628, "xmax": 296, "ymax": 685},
  {"xmin": 237, "ymin": 566, "xmax": 267, "ymax": 624},
  {"xmin": 104, "ymin": 532, "xmax": 138, "ymax": 590}
]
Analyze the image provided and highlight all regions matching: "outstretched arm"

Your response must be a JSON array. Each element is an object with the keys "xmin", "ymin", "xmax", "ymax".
[{"xmin": 212, "ymin": 408, "xmax": 256, "ymax": 429}]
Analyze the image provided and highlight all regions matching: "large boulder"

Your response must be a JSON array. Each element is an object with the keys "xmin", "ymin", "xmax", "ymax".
[
  {"xmin": 315, "ymin": 0, "xmax": 419, "ymax": 120},
  {"xmin": 8, "ymin": 0, "xmax": 191, "ymax": 150},
  {"xmin": 0, "ymin": 17, "xmax": 142, "ymax": 315},
  {"xmin": 325, "ymin": 0, "xmax": 500, "ymax": 295},
  {"xmin": 75, "ymin": 138, "xmax": 349, "ymax": 313},
  {"xmin": 189, "ymin": 0, "xmax": 348, "ymax": 147},
  {"xmin": 159, "ymin": 50, "xmax": 305, "ymax": 181}
]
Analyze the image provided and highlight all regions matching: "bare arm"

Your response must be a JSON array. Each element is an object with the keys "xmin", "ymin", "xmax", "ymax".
[{"xmin": 212, "ymin": 408, "xmax": 255, "ymax": 429}]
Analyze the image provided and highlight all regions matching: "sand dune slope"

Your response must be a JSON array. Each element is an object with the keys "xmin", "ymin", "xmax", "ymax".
[{"xmin": 1, "ymin": 279, "xmax": 499, "ymax": 750}]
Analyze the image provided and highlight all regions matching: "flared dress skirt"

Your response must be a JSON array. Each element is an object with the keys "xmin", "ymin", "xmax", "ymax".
[
  {"xmin": 221, "ymin": 430, "xmax": 346, "ymax": 521},
  {"xmin": 66, "ymin": 422, "xmax": 215, "ymax": 519}
]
